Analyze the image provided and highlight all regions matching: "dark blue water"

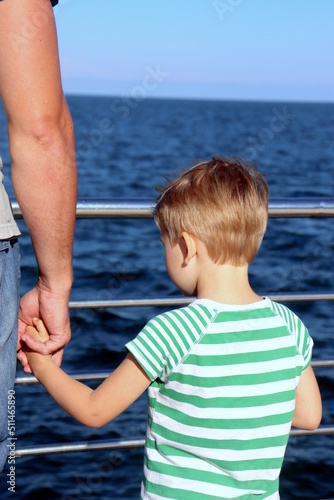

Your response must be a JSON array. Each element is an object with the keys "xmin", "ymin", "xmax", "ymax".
[{"xmin": 1, "ymin": 97, "xmax": 334, "ymax": 499}]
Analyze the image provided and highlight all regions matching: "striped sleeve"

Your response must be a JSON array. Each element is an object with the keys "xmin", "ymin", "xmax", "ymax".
[
  {"xmin": 125, "ymin": 303, "xmax": 216, "ymax": 381},
  {"xmin": 269, "ymin": 301, "xmax": 313, "ymax": 371}
]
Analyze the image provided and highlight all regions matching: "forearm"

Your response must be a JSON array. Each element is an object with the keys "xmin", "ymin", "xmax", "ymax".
[
  {"xmin": 33, "ymin": 358, "xmax": 100, "ymax": 427},
  {"xmin": 11, "ymin": 118, "xmax": 77, "ymax": 290},
  {"xmin": 26, "ymin": 319, "xmax": 152, "ymax": 429}
]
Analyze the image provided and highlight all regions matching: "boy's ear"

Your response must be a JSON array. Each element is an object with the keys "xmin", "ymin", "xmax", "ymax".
[{"xmin": 181, "ymin": 232, "xmax": 197, "ymax": 264}]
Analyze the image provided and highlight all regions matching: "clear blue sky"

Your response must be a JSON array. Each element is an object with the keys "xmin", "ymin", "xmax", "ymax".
[{"xmin": 54, "ymin": 0, "xmax": 334, "ymax": 102}]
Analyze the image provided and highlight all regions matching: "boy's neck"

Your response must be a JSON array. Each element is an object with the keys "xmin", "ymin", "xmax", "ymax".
[{"xmin": 196, "ymin": 262, "xmax": 262, "ymax": 306}]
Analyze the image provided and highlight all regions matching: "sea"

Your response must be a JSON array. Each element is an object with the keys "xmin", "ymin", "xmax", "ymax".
[{"xmin": 0, "ymin": 96, "xmax": 333, "ymax": 499}]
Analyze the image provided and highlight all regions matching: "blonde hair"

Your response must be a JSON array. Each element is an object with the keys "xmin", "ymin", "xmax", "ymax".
[{"xmin": 154, "ymin": 157, "xmax": 269, "ymax": 266}]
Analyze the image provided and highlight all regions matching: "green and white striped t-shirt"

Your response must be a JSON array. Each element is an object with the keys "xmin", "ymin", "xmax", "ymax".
[{"xmin": 125, "ymin": 297, "xmax": 313, "ymax": 500}]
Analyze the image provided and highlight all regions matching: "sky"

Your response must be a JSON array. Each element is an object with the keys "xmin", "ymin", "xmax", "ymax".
[{"xmin": 53, "ymin": 0, "xmax": 334, "ymax": 102}]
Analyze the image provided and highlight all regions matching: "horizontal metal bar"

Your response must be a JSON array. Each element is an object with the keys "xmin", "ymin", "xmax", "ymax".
[
  {"xmin": 68, "ymin": 294, "xmax": 334, "ymax": 311},
  {"xmin": 11, "ymin": 198, "xmax": 334, "ymax": 219},
  {"xmin": 311, "ymin": 359, "xmax": 334, "ymax": 368},
  {"xmin": 15, "ymin": 371, "xmax": 112, "ymax": 385},
  {"xmin": 15, "ymin": 357, "xmax": 334, "ymax": 386},
  {"xmin": 12, "ymin": 198, "xmax": 154, "ymax": 220},
  {"xmin": 14, "ymin": 426, "xmax": 334, "ymax": 457},
  {"xmin": 268, "ymin": 198, "xmax": 334, "ymax": 218},
  {"xmin": 267, "ymin": 293, "xmax": 334, "ymax": 302},
  {"xmin": 290, "ymin": 426, "xmax": 334, "ymax": 437},
  {"xmin": 69, "ymin": 297, "xmax": 192, "ymax": 309},
  {"xmin": 14, "ymin": 439, "xmax": 145, "ymax": 458}
]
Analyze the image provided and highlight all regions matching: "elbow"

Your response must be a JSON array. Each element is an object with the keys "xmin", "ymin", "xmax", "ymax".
[
  {"xmin": 87, "ymin": 419, "xmax": 110, "ymax": 429},
  {"xmin": 306, "ymin": 410, "xmax": 322, "ymax": 431},
  {"xmin": 303, "ymin": 418, "xmax": 322, "ymax": 432},
  {"xmin": 29, "ymin": 116, "xmax": 75, "ymax": 163},
  {"xmin": 79, "ymin": 411, "xmax": 113, "ymax": 429},
  {"xmin": 78, "ymin": 418, "xmax": 104, "ymax": 429},
  {"xmin": 10, "ymin": 105, "xmax": 75, "ymax": 164},
  {"xmin": 292, "ymin": 407, "xmax": 322, "ymax": 431},
  {"xmin": 84, "ymin": 421, "xmax": 105, "ymax": 429},
  {"xmin": 308, "ymin": 398, "xmax": 323, "ymax": 431},
  {"xmin": 77, "ymin": 393, "xmax": 117, "ymax": 428}
]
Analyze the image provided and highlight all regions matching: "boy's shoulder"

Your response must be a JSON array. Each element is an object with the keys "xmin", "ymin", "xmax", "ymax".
[
  {"xmin": 126, "ymin": 301, "xmax": 218, "ymax": 381},
  {"xmin": 146, "ymin": 299, "xmax": 218, "ymax": 336},
  {"xmin": 149, "ymin": 298, "xmax": 303, "ymax": 326},
  {"xmin": 144, "ymin": 298, "xmax": 309, "ymax": 344},
  {"xmin": 267, "ymin": 299, "xmax": 307, "ymax": 333},
  {"xmin": 267, "ymin": 299, "xmax": 313, "ymax": 359}
]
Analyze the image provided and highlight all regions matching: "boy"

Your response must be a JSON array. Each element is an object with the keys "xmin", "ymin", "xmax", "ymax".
[{"xmin": 23, "ymin": 157, "xmax": 322, "ymax": 499}]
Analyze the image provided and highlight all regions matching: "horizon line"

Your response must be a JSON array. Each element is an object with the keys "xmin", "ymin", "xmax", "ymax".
[{"xmin": 64, "ymin": 92, "xmax": 334, "ymax": 106}]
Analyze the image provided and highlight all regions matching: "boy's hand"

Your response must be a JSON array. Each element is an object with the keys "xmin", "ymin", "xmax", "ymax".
[
  {"xmin": 17, "ymin": 284, "xmax": 71, "ymax": 373},
  {"xmin": 26, "ymin": 318, "xmax": 49, "ymax": 342},
  {"xmin": 24, "ymin": 319, "xmax": 53, "ymax": 374}
]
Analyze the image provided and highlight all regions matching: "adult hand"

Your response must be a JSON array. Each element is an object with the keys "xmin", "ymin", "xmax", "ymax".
[{"xmin": 17, "ymin": 280, "xmax": 71, "ymax": 373}]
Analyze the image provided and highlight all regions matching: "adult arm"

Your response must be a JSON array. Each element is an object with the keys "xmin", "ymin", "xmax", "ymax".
[{"xmin": 0, "ymin": 0, "xmax": 77, "ymax": 371}]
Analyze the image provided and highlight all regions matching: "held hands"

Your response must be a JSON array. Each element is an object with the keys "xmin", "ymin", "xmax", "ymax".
[
  {"xmin": 17, "ymin": 280, "xmax": 71, "ymax": 373},
  {"xmin": 24, "ymin": 319, "xmax": 52, "ymax": 374}
]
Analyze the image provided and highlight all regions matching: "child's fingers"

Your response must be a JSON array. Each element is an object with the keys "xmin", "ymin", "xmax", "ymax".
[
  {"xmin": 26, "ymin": 325, "xmax": 42, "ymax": 341},
  {"xmin": 22, "ymin": 335, "xmax": 54, "ymax": 356},
  {"xmin": 33, "ymin": 317, "xmax": 49, "ymax": 335},
  {"xmin": 25, "ymin": 322, "xmax": 49, "ymax": 343}
]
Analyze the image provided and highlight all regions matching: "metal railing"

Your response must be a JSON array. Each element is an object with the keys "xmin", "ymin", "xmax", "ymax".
[
  {"xmin": 11, "ymin": 197, "xmax": 334, "ymax": 219},
  {"xmin": 14, "ymin": 426, "xmax": 334, "ymax": 458},
  {"xmin": 12, "ymin": 198, "xmax": 334, "ymax": 457}
]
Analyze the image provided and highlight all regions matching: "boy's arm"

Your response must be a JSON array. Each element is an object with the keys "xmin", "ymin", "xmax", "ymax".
[
  {"xmin": 291, "ymin": 365, "xmax": 322, "ymax": 430},
  {"xmin": 25, "ymin": 323, "xmax": 151, "ymax": 428}
]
